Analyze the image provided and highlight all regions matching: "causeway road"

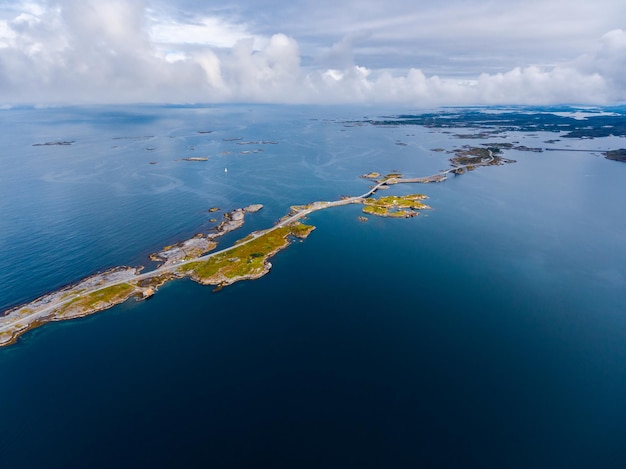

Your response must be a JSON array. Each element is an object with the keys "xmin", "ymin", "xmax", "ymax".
[{"xmin": 0, "ymin": 159, "xmax": 495, "ymax": 339}]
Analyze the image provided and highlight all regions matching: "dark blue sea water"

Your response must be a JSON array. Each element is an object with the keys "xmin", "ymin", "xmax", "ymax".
[{"xmin": 1, "ymin": 105, "xmax": 625, "ymax": 468}]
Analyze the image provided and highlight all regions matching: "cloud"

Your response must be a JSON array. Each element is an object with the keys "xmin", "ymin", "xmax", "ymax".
[
  {"xmin": 227, "ymin": 0, "xmax": 626, "ymax": 76},
  {"xmin": 149, "ymin": 14, "xmax": 265, "ymax": 50},
  {"xmin": 575, "ymin": 29, "xmax": 626, "ymax": 100},
  {"xmin": 208, "ymin": 33, "xmax": 303, "ymax": 102},
  {"xmin": 0, "ymin": 0, "xmax": 623, "ymax": 106},
  {"xmin": 0, "ymin": 0, "xmax": 210, "ymax": 103},
  {"xmin": 314, "ymin": 30, "xmax": 373, "ymax": 71}
]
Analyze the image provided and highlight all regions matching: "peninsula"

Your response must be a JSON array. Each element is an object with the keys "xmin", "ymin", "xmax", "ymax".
[{"xmin": 0, "ymin": 151, "xmax": 509, "ymax": 348}]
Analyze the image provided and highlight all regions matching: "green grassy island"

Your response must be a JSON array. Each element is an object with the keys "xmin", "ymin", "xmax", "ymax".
[
  {"xmin": 57, "ymin": 284, "xmax": 135, "ymax": 318},
  {"xmin": 363, "ymin": 194, "xmax": 430, "ymax": 218},
  {"xmin": 179, "ymin": 223, "xmax": 315, "ymax": 287}
]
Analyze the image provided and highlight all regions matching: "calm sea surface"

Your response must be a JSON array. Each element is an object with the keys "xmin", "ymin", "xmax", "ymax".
[{"xmin": 0, "ymin": 105, "xmax": 625, "ymax": 468}]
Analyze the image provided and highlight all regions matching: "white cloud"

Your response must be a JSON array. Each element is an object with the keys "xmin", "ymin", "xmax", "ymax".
[
  {"xmin": 575, "ymin": 29, "xmax": 626, "ymax": 101},
  {"xmin": 0, "ymin": 20, "xmax": 16, "ymax": 47},
  {"xmin": 149, "ymin": 15, "xmax": 265, "ymax": 50},
  {"xmin": 0, "ymin": 0, "xmax": 623, "ymax": 106}
]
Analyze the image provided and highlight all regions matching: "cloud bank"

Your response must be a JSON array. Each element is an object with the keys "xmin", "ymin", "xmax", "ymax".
[{"xmin": 0, "ymin": 0, "xmax": 624, "ymax": 106}]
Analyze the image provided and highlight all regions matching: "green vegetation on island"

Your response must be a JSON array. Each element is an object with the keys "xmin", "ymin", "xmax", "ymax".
[
  {"xmin": 377, "ymin": 172, "xmax": 404, "ymax": 184},
  {"xmin": 180, "ymin": 223, "xmax": 315, "ymax": 286},
  {"xmin": 59, "ymin": 283, "xmax": 135, "ymax": 317},
  {"xmin": 362, "ymin": 194, "xmax": 430, "ymax": 218}
]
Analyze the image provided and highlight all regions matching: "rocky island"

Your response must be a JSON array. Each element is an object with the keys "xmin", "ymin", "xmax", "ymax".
[
  {"xmin": 32, "ymin": 140, "xmax": 75, "ymax": 146},
  {"xmin": 180, "ymin": 223, "xmax": 315, "ymax": 290},
  {"xmin": 362, "ymin": 194, "xmax": 430, "ymax": 218},
  {"xmin": 604, "ymin": 149, "xmax": 626, "ymax": 162}
]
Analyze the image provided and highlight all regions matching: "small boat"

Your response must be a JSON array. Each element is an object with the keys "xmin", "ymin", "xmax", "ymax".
[{"xmin": 224, "ymin": 167, "xmax": 228, "ymax": 173}]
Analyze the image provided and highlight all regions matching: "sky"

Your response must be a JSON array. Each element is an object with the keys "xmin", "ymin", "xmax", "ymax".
[{"xmin": 0, "ymin": 0, "xmax": 625, "ymax": 106}]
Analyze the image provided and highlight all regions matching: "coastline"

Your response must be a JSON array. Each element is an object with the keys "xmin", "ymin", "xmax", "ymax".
[{"xmin": 0, "ymin": 153, "xmax": 504, "ymax": 348}]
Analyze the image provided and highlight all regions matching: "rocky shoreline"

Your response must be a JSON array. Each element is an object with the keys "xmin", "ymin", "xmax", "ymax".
[
  {"xmin": 0, "ymin": 267, "xmax": 142, "ymax": 346},
  {"xmin": 149, "ymin": 205, "xmax": 264, "ymax": 268},
  {"xmin": 182, "ymin": 223, "xmax": 315, "ymax": 290},
  {"xmin": 0, "ymin": 205, "xmax": 266, "ymax": 347},
  {"xmin": 604, "ymin": 149, "xmax": 626, "ymax": 162}
]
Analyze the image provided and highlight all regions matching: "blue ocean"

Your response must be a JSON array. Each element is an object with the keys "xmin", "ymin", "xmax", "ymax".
[{"xmin": 1, "ymin": 104, "xmax": 625, "ymax": 468}]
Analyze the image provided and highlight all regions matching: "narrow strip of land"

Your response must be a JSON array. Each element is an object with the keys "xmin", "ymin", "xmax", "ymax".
[{"xmin": 0, "ymin": 155, "xmax": 503, "ymax": 347}]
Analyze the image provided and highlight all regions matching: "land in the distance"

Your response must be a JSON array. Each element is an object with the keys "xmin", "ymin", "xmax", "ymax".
[
  {"xmin": 604, "ymin": 149, "xmax": 626, "ymax": 162},
  {"xmin": 364, "ymin": 107, "xmax": 626, "ymax": 139}
]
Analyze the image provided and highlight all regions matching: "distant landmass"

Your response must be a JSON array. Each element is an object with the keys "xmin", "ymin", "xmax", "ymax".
[
  {"xmin": 365, "ymin": 107, "xmax": 626, "ymax": 139},
  {"xmin": 604, "ymin": 149, "xmax": 626, "ymax": 162}
]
